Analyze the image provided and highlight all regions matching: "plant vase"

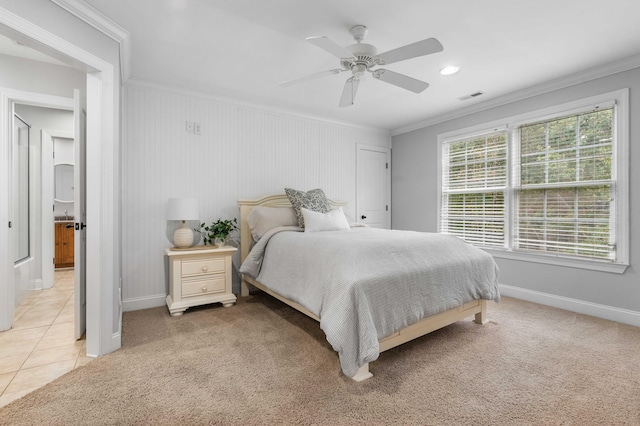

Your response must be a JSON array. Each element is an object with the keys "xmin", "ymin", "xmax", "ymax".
[{"xmin": 195, "ymin": 218, "xmax": 237, "ymax": 249}]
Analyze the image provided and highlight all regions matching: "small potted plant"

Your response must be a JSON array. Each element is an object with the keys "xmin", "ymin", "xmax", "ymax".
[{"xmin": 195, "ymin": 217, "xmax": 238, "ymax": 247}]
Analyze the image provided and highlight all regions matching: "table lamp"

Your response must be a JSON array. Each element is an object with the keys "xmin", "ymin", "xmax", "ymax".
[{"xmin": 167, "ymin": 198, "xmax": 199, "ymax": 248}]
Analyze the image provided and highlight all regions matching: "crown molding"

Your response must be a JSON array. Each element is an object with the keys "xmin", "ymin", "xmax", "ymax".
[
  {"xmin": 124, "ymin": 77, "xmax": 391, "ymax": 136},
  {"xmin": 50, "ymin": 0, "xmax": 130, "ymax": 82},
  {"xmin": 391, "ymin": 53, "xmax": 640, "ymax": 136}
]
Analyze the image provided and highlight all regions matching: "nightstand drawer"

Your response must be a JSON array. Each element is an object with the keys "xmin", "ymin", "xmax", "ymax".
[
  {"xmin": 182, "ymin": 276, "xmax": 226, "ymax": 297},
  {"xmin": 182, "ymin": 257, "xmax": 226, "ymax": 277}
]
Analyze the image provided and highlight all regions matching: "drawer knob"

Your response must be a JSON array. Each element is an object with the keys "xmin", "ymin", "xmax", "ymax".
[
  {"xmin": 201, "ymin": 286, "xmax": 207, "ymax": 293},
  {"xmin": 201, "ymin": 266, "xmax": 208, "ymax": 272}
]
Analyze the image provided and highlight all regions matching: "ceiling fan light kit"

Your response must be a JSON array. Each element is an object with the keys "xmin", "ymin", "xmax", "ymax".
[{"xmin": 280, "ymin": 25, "xmax": 443, "ymax": 107}]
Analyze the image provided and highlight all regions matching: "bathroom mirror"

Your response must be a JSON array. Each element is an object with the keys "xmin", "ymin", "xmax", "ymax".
[
  {"xmin": 54, "ymin": 163, "xmax": 74, "ymax": 203},
  {"xmin": 13, "ymin": 114, "xmax": 30, "ymax": 263}
]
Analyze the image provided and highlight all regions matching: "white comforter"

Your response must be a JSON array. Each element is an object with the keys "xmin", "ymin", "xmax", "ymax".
[{"xmin": 240, "ymin": 226, "xmax": 500, "ymax": 377}]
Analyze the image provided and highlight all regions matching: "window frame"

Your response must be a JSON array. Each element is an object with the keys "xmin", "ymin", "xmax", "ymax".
[
  {"xmin": 439, "ymin": 126, "xmax": 509, "ymax": 248},
  {"xmin": 437, "ymin": 89, "xmax": 629, "ymax": 274}
]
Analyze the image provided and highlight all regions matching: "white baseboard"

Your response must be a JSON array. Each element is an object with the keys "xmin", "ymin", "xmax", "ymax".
[
  {"xmin": 31, "ymin": 279, "xmax": 43, "ymax": 290},
  {"xmin": 499, "ymin": 284, "xmax": 640, "ymax": 327},
  {"xmin": 122, "ymin": 294, "xmax": 166, "ymax": 312}
]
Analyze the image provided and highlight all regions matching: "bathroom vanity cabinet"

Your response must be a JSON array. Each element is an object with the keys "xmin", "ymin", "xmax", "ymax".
[{"xmin": 55, "ymin": 222, "xmax": 74, "ymax": 268}]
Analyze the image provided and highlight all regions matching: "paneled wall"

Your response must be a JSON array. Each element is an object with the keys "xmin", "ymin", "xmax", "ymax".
[{"xmin": 122, "ymin": 84, "xmax": 390, "ymax": 309}]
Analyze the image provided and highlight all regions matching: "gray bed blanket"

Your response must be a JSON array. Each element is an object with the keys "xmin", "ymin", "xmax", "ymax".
[{"xmin": 240, "ymin": 226, "xmax": 500, "ymax": 377}]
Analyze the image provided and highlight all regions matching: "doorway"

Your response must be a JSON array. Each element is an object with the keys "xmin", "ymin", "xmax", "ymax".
[
  {"xmin": 42, "ymin": 129, "xmax": 75, "ymax": 289},
  {"xmin": 16, "ymin": 104, "xmax": 75, "ymax": 282},
  {"xmin": 0, "ymin": 11, "xmax": 121, "ymax": 358},
  {"xmin": 10, "ymin": 104, "xmax": 76, "ymax": 334}
]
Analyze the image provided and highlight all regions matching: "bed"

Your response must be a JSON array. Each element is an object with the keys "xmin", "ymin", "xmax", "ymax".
[{"xmin": 237, "ymin": 192, "xmax": 500, "ymax": 381}]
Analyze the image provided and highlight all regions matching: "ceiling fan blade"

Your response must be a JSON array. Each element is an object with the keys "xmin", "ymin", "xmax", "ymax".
[
  {"xmin": 306, "ymin": 36, "xmax": 356, "ymax": 60},
  {"xmin": 372, "ymin": 69, "xmax": 429, "ymax": 93},
  {"xmin": 339, "ymin": 77, "xmax": 360, "ymax": 107},
  {"xmin": 376, "ymin": 38, "xmax": 443, "ymax": 65},
  {"xmin": 278, "ymin": 69, "xmax": 344, "ymax": 87}
]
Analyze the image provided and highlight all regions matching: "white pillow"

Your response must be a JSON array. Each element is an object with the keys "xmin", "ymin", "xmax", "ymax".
[
  {"xmin": 247, "ymin": 206, "xmax": 298, "ymax": 241},
  {"xmin": 301, "ymin": 207, "xmax": 351, "ymax": 232}
]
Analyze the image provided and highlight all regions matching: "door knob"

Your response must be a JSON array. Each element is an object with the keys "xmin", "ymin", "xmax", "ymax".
[{"xmin": 361, "ymin": 215, "xmax": 367, "ymax": 219}]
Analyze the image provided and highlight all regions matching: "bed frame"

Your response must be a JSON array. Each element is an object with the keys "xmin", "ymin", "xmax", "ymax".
[{"xmin": 238, "ymin": 194, "xmax": 488, "ymax": 381}]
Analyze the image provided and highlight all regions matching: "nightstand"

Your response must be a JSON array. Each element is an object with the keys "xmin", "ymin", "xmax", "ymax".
[{"xmin": 165, "ymin": 246, "xmax": 237, "ymax": 316}]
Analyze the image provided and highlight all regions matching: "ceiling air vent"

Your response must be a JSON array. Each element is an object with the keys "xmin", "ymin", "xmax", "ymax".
[{"xmin": 458, "ymin": 91, "xmax": 485, "ymax": 101}]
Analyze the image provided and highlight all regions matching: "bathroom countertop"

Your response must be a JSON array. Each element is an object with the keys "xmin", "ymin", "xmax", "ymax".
[{"xmin": 54, "ymin": 216, "xmax": 74, "ymax": 223}]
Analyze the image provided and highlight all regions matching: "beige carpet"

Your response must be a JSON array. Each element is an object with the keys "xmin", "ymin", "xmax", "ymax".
[{"xmin": 1, "ymin": 293, "xmax": 639, "ymax": 425}]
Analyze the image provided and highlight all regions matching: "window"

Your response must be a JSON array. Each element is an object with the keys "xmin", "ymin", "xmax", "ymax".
[
  {"xmin": 438, "ymin": 90, "xmax": 628, "ymax": 273},
  {"xmin": 440, "ymin": 130, "xmax": 507, "ymax": 248},
  {"xmin": 514, "ymin": 107, "xmax": 614, "ymax": 260}
]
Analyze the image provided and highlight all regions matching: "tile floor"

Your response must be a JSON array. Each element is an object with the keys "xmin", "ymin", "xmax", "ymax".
[{"xmin": 0, "ymin": 270, "xmax": 93, "ymax": 408}]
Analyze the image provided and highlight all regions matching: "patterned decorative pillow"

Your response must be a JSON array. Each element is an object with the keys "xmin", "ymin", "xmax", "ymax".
[{"xmin": 284, "ymin": 188, "xmax": 331, "ymax": 228}]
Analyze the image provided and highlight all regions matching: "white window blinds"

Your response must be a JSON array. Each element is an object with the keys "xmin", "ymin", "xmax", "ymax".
[
  {"xmin": 440, "ymin": 130, "xmax": 507, "ymax": 247},
  {"xmin": 514, "ymin": 106, "xmax": 615, "ymax": 260}
]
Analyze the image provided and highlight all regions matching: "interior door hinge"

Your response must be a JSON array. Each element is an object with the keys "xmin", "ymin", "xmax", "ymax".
[
  {"xmin": 8, "ymin": 221, "xmax": 11, "ymax": 228},
  {"xmin": 386, "ymin": 162, "xmax": 388, "ymax": 169},
  {"xmin": 386, "ymin": 205, "xmax": 389, "ymax": 211}
]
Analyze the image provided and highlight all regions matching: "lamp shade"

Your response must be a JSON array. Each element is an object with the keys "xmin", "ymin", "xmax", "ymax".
[{"xmin": 166, "ymin": 198, "xmax": 199, "ymax": 221}]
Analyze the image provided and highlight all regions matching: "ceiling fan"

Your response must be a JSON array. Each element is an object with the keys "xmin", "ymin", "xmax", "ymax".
[{"xmin": 279, "ymin": 25, "xmax": 443, "ymax": 107}]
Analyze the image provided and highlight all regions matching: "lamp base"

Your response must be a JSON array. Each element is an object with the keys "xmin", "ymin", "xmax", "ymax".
[{"xmin": 173, "ymin": 221, "xmax": 194, "ymax": 248}]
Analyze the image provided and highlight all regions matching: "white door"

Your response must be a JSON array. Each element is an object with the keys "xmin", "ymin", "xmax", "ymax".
[
  {"xmin": 73, "ymin": 89, "xmax": 87, "ymax": 340},
  {"xmin": 356, "ymin": 144, "xmax": 391, "ymax": 229}
]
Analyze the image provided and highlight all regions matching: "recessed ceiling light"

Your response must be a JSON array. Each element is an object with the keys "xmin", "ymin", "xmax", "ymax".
[{"xmin": 440, "ymin": 65, "xmax": 460, "ymax": 76}]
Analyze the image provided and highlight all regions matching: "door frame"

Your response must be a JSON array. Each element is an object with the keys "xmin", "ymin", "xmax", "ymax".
[
  {"xmin": 0, "ymin": 7, "xmax": 121, "ymax": 357},
  {"xmin": 42, "ymin": 129, "xmax": 75, "ymax": 291}
]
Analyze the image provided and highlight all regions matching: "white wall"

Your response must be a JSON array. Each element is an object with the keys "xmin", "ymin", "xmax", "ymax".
[
  {"xmin": 391, "ymin": 67, "xmax": 640, "ymax": 321},
  {"xmin": 13, "ymin": 104, "xmax": 73, "ymax": 297},
  {"xmin": 121, "ymin": 82, "xmax": 391, "ymax": 310},
  {"xmin": 0, "ymin": 53, "xmax": 86, "ymax": 96}
]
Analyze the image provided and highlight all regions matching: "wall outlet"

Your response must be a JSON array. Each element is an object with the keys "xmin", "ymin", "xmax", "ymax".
[
  {"xmin": 185, "ymin": 121, "xmax": 194, "ymax": 132},
  {"xmin": 194, "ymin": 122, "xmax": 202, "ymax": 135}
]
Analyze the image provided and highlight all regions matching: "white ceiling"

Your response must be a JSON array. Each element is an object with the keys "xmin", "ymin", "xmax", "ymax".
[{"xmin": 79, "ymin": 0, "xmax": 640, "ymax": 131}]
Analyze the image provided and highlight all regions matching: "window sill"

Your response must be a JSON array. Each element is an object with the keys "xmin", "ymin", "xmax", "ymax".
[{"xmin": 483, "ymin": 248, "xmax": 629, "ymax": 274}]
